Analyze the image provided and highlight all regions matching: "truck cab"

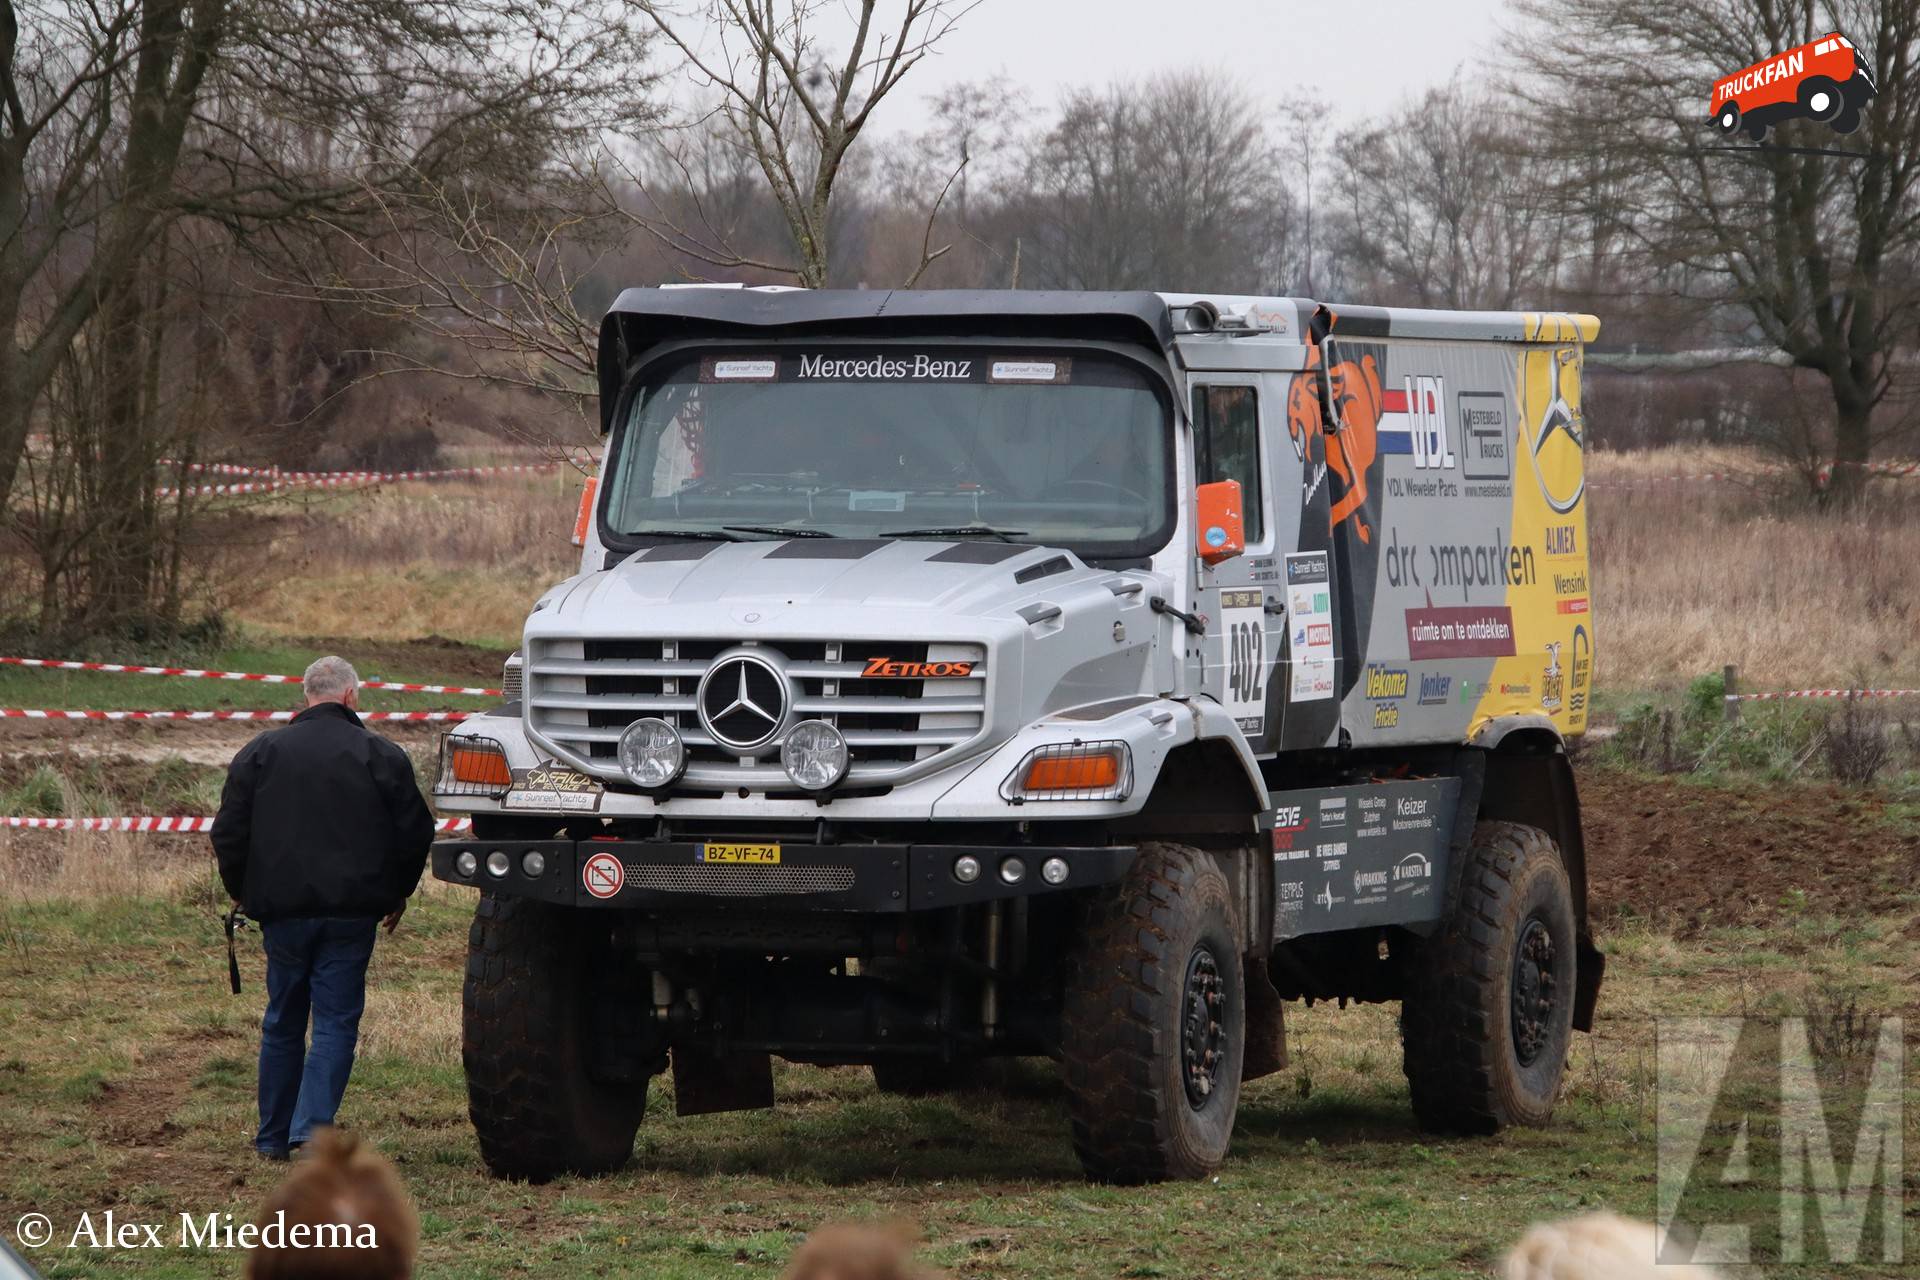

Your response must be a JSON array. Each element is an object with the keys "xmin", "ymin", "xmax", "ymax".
[{"xmin": 433, "ymin": 288, "xmax": 1605, "ymax": 1184}]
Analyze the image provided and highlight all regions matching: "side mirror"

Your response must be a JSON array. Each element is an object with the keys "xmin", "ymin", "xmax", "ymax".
[
  {"xmin": 1195, "ymin": 479, "xmax": 1245, "ymax": 566},
  {"xmin": 571, "ymin": 476, "xmax": 599, "ymax": 548}
]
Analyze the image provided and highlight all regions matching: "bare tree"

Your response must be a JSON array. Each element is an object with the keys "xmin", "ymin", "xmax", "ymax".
[
  {"xmin": 0, "ymin": 0, "xmax": 648, "ymax": 634},
  {"xmin": 624, "ymin": 0, "xmax": 978, "ymax": 287},
  {"xmin": 1512, "ymin": 0, "xmax": 1920, "ymax": 500},
  {"xmin": 1326, "ymin": 79, "xmax": 1563, "ymax": 310},
  {"xmin": 1014, "ymin": 72, "xmax": 1298, "ymax": 294}
]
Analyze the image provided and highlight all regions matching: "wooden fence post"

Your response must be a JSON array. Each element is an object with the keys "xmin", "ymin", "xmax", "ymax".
[{"xmin": 1724, "ymin": 663, "xmax": 1740, "ymax": 723}]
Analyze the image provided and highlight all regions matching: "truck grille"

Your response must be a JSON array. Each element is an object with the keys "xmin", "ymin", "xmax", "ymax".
[{"xmin": 525, "ymin": 638, "xmax": 988, "ymax": 792}]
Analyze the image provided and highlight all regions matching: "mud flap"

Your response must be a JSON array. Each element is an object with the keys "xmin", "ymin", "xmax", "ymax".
[
  {"xmin": 671, "ymin": 1046, "xmax": 775, "ymax": 1116},
  {"xmin": 1242, "ymin": 958, "xmax": 1289, "ymax": 1080},
  {"xmin": 1572, "ymin": 935, "xmax": 1606, "ymax": 1033}
]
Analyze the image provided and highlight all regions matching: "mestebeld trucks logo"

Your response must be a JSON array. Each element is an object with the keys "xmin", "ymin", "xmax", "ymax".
[{"xmin": 1709, "ymin": 32, "xmax": 1877, "ymax": 142}]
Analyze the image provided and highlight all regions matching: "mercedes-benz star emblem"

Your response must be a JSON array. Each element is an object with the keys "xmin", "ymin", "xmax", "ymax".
[{"xmin": 697, "ymin": 653, "xmax": 789, "ymax": 752}]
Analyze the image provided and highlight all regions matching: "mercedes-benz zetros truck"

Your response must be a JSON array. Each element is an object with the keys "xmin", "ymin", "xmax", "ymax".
[{"xmin": 432, "ymin": 287, "xmax": 1605, "ymax": 1184}]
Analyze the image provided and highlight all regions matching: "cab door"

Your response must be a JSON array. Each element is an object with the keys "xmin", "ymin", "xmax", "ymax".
[{"xmin": 1190, "ymin": 379, "xmax": 1284, "ymax": 753}]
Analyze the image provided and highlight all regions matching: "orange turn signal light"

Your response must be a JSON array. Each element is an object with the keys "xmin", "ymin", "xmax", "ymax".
[
  {"xmin": 450, "ymin": 746, "xmax": 512, "ymax": 788},
  {"xmin": 1022, "ymin": 751, "xmax": 1122, "ymax": 793}
]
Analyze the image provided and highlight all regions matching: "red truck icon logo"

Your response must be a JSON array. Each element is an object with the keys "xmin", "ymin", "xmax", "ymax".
[{"xmin": 1710, "ymin": 32, "xmax": 1876, "ymax": 141}]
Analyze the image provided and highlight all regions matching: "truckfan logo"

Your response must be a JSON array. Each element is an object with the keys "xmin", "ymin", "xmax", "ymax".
[
  {"xmin": 1710, "ymin": 32, "xmax": 1876, "ymax": 142},
  {"xmin": 697, "ymin": 653, "xmax": 790, "ymax": 751},
  {"xmin": 861, "ymin": 657, "xmax": 976, "ymax": 678}
]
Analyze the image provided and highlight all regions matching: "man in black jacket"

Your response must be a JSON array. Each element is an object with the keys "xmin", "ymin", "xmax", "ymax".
[{"xmin": 212, "ymin": 655, "xmax": 436, "ymax": 1160}]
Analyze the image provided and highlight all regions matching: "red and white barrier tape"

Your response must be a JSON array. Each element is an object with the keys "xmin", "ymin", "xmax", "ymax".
[
  {"xmin": 1729, "ymin": 688, "xmax": 1920, "ymax": 702},
  {"xmin": 0, "ymin": 708, "xmax": 470, "ymax": 722},
  {"xmin": 1, "ymin": 815, "xmax": 472, "ymax": 832},
  {"xmin": 155, "ymin": 461, "xmax": 575, "ymax": 497},
  {"xmin": 0, "ymin": 656, "xmax": 501, "ymax": 697}
]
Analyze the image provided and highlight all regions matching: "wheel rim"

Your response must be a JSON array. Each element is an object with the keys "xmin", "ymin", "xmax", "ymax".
[
  {"xmin": 1811, "ymin": 91, "xmax": 1832, "ymax": 113},
  {"xmin": 1181, "ymin": 944, "xmax": 1227, "ymax": 1109},
  {"xmin": 1510, "ymin": 918, "xmax": 1558, "ymax": 1068}
]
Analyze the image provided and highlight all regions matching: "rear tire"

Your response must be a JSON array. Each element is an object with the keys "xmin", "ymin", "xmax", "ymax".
[
  {"xmin": 1714, "ymin": 102, "xmax": 1741, "ymax": 135},
  {"xmin": 1060, "ymin": 842, "xmax": 1246, "ymax": 1183},
  {"xmin": 464, "ymin": 894, "xmax": 652, "ymax": 1181},
  {"xmin": 1400, "ymin": 821, "xmax": 1577, "ymax": 1134}
]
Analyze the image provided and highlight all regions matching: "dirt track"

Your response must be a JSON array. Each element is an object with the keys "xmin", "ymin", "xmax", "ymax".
[
  {"xmin": 0, "ymin": 717, "xmax": 441, "ymax": 766},
  {"xmin": 1581, "ymin": 767, "xmax": 1918, "ymax": 933},
  {"xmin": 3, "ymin": 719, "xmax": 1913, "ymax": 938}
]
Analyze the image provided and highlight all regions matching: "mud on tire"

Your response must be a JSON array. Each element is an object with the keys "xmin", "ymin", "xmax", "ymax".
[
  {"xmin": 464, "ymin": 894, "xmax": 651, "ymax": 1181},
  {"xmin": 1060, "ymin": 841, "xmax": 1246, "ymax": 1183},
  {"xmin": 1400, "ymin": 820, "xmax": 1577, "ymax": 1134}
]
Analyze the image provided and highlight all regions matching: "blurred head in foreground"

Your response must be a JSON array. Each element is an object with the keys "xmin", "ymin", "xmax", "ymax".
[
  {"xmin": 1504, "ymin": 1213, "xmax": 1721, "ymax": 1280},
  {"xmin": 245, "ymin": 1128, "xmax": 417, "ymax": 1280},
  {"xmin": 783, "ymin": 1222, "xmax": 935, "ymax": 1280}
]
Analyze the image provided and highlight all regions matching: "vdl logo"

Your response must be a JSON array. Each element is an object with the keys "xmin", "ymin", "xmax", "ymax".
[
  {"xmin": 1404, "ymin": 375, "xmax": 1454, "ymax": 471},
  {"xmin": 1657, "ymin": 1014, "xmax": 1905, "ymax": 1266}
]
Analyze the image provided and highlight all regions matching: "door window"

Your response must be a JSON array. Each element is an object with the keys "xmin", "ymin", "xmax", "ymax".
[{"xmin": 1191, "ymin": 385, "xmax": 1265, "ymax": 543}]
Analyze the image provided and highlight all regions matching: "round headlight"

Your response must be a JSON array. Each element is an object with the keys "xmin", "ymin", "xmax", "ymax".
[
  {"xmin": 999, "ymin": 856, "xmax": 1027, "ymax": 885},
  {"xmin": 780, "ymin": 719, "xmax": 850, "ymax": 792},
  {"xmin": 618, "ymin": 717, "xmax": 685, "ymax": 789},
  {"xmin": 454, "ymin": 850, "xmax": 478, "ymax": 878},
  {"xmin": 1041, "ymin": 857, "xmax": 1069, "ymax": 885},
  {"xmin": 485, "ymin": 850, "xmax": 511, "ymax": 878},
  {"xmin": 521, "ymin": 851, "xmax": 547, "ymax": 878},
  {"xmin": 952, "ymin": 855, "xmax": 982, "ymax": 884}
]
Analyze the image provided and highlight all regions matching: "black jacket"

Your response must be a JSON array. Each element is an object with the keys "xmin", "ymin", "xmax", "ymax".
[{"xmin": 212, "ymin": 702, "xmax": 436, "ymax": 923}]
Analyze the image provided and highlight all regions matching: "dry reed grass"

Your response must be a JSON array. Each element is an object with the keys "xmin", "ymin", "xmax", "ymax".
[
  {"xmin": 229, "ymin": 444, "xmax": 1920, "ymax": 690},
  {"xmin": 0, "ymin": 828, "xmax": 212, "ymax": 903},
  {"xmin": 1588, "ymin": 448, "xmax": 1920, "ymax": 689},
  {"xmin": 231, "ymin": 475, "xmax": 581, "ymax": 646}
]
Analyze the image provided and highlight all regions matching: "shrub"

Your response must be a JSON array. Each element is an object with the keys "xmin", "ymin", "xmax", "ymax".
[{"xmin": 1824, "ymin": 696, "xmax": 1891, "ymax": 786}]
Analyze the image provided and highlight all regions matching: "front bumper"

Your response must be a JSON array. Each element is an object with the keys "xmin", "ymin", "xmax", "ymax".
[{"xmin": 431, "ymin": 838, "xmax": 1136, "ymax": 912}]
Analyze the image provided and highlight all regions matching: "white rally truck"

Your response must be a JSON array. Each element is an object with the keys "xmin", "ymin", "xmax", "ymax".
[{"xmin": 433, "ymin": 287, "xmax": 1605, "ymax": 1184}]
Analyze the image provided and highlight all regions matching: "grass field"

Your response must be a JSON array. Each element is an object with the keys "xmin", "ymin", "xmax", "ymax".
[
  {"xmin": 3, "ymin": 446, "xmax": 1919, "ymax": 1277},
  {"xmin": 1, "ymin": 764, "xmax": 1915, "ymax": 1278}
]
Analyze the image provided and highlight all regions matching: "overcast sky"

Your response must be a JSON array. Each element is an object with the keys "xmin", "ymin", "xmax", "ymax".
[{"xmin": 844, "ymin": 0, "xmax": 1510, "ymax": 134}]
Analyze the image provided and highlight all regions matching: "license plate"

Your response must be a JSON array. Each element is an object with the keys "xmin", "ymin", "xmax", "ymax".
[{"xmin": 699, "ymin": 842, "xmax": 781, "ymax": 864}]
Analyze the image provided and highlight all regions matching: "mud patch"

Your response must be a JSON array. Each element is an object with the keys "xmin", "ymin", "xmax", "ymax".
[{"xmin": 1580, "ymin": 765, "xmax": 1918, "ymax": 934}]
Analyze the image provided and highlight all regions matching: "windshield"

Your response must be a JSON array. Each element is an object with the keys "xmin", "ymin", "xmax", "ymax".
[{"xmin": 602, "ymin": 345, "xmax": 1173, "ymax": 558}]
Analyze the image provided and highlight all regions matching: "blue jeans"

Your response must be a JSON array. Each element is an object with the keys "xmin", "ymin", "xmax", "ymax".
[{"xmin": 256, "ymin": 916, "xmax": 379, "ymax": 1154}]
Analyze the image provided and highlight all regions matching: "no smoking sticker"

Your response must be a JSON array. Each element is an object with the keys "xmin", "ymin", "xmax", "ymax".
[{"xmin": 582, "ymin": 852, "xmax": 625, "ymax": 900}]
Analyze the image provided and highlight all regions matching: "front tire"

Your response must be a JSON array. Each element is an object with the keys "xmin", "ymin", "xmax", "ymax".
[
  {"xmin": 1060, "ymin": 842, "xmax": 1246, "ymax": 1183},
  {"xmin": 1799, "ymin": 75, "xmax": 1844, "ymax": 122},
  {"xmin": 464, "ymin": 894, "xmax": 652, "ymax": 1181},
  {"xmin": 1400, "ymin": 821, "xmax": 1577, "ymax": 1134}
]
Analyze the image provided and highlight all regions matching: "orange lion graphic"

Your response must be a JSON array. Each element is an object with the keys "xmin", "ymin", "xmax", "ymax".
[{"xmin": 1287, "ymin": 344, "xmax": 1384, "ymax": 544}]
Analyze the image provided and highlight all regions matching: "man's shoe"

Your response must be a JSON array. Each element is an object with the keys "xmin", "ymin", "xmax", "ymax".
[{"xmin": 255, "ymin": 1146, "xmax": 291, "ymax": 1163}]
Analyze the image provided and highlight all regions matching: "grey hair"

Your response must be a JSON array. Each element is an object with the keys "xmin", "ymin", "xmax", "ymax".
[{"xmin": 303, "ymin": 655, "xmax": 360, "ymax": 703}]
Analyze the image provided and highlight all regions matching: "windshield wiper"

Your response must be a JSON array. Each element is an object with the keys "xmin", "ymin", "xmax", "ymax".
[
  {"xmin": 723, "ymin": 525, "xmax": 838, "ymax": 539},
  {"xmin": 638, "ymin": 528, "xmax": 745, "ymax": 541},
  {"xmin": 882, "ymin": 526, "xmax": 1030, "ymax": 542}
]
